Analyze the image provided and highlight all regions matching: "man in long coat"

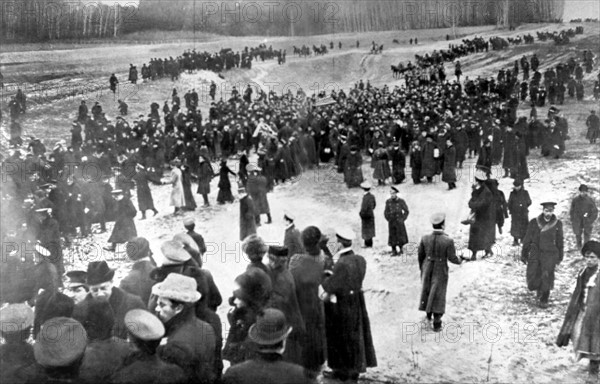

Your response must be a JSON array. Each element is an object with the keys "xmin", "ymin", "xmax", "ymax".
[
  {"xmin": 389, "ymin": 141, "xmax": 406, "ymax": 184},
  {"xmin": 239, "ymin": 185, "xmax": 257, "ymax": 241},
  {"xmin": 507, "ymin": 179, "xmax": 532, "ymax": 245},
  {"xmin": 420, "ymin": 135, "xmax": 438, "ymax": 183},
  {"xmin": 34, "ymin": 208, "xmax": 64, "ymax": 275},
  {"xmin": 441, "ymin": 139, "xmax": 457, "ymax": 190},
  {"xmin": 418, "ymin": 213, "xmax": 462, "ymax": 332},
  {"xmin": 197, "ymin": 155, "xmax": 214, "ymax": 207},
  {"xmin": 132, "ymin": 164, "xmax": 160, "ymax": 219},
  {"xmin": 344, "ymin": 146, "xmax": 364, "ymax": 188},
  {"xmin": 521, "ymin": 202, "xmax": 564, "ymax": 308},
  {"xmin": 466, "ymin": 171, "xmax": 495, "ymax": 261},
  {"xmin": 556, "ymin": 241, "xmax": 600, "ymax": 382},
  {"xmin": 283, "ymin": 212, "xmax": 304, "ymax": 257},
  {"xmin": 384, "ymin": 186, "xmax": 409, "ymax": 256},
  {"xmin": 266, "ymin": 246, "xmax": 306, "ymax": 366},
  {"xmin": 289, "ymin": 226, "xmax": 327, "ymax": 376},
  {"xmin": 322, "ymin": 227, "xmax": 377, "ymax": 382},
  {"xmin": 570, "ymin": 184, "xmax": 598, "ymax": 249},
  {"xmin": 105, "ymin": 190, "xmax": 137, "ymax": 252},
  {"xmin": 359, "ymin": 182, "xmax": 376, "ymax": 248},
  {"xmin": 246, "ymin": 164, "xmax": 272, "ymax": 224}
]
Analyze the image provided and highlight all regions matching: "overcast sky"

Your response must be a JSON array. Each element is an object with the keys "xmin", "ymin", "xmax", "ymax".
[{"xmin": 563, "ymin": 0, "xmax": 600, "ymax": 20}]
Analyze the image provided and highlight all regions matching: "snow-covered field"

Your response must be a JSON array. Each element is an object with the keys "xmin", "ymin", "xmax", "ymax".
[{"xmin": 1, "ymin": 22, "xmax": 599, "ymax": 383}]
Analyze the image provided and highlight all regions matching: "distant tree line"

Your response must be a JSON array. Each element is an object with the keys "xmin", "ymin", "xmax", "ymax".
[{"xmin": 1, "ymin": 0, "xmax": 565, "ymax": 42}]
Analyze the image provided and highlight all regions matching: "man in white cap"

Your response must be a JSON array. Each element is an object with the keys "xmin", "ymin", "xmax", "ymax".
[
  {"xmin": 283, "ymin": 211, "xmax": 304, "ymax": 257},
  {"xmin": 418, "ymin": 213, "xmax": 462, "ymax": 332},
  {"xmin": 153, "ymin": 273, "xmax": 217, "ymax": 383},
  {"xmin": 321, "ymin": 226, "xmax": 377, "ymax": 381},
  {"xmin": 359, "ymin": 181, "xmax": 376, "ymax": 248}
]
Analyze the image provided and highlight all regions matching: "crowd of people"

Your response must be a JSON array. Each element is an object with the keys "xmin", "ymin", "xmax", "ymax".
[{"xmin": 1, "ymin": 26, "xmax": 599, "ymax": 383}]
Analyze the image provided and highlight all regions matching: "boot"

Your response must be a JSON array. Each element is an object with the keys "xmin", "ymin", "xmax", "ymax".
[
  {"xmin": 141, "ymin": 212, "xmax": 147, "ymax": 220},
  {"xmin": 266, "ymin": 213, "xmax": 272, "ymax": 224},
  {"xmin": 471, "ymin": 251, "xmax": 477, "ymax": 261},
  {"xmin": 391, "ymin": 247, "xmax": 398, "ymax": 256},
  {"xmin": 512, "ymin": 237, "xmax": 519, "ymax": 246},
  {"xmin": 153, "ymin": 208, "xmax": 159, "ymax": 216}
]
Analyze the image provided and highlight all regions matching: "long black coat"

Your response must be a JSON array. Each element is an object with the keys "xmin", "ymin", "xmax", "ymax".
[
  {"xmin": 468, "ymin": 185, "xmax": 495, "ymax": 251},
  {"xmin": 246, "ymin": 174, "xmax": 270, "ymax": 214},
  {"xmin": 107, "ymin": 196, "xmax": 137, "ymax": 244},
  {"xmin": 570, "ymin": 195, "xmax": 598, "ymax": 237},
  {"xmin": 284, "ymin": 225, "xmax": 304, "ymax": 257},
  {"xmin": 384, "ymin": 197, "xmax": 409, "ymax": 247},
  {"xmin": 239, "ymin": 195, "xmax": 257, "ymax": 241},
  {"xmin": 441, "ymin": 146, "xmax": 457, "ymax": 183},
  {"xmin": 133, "ymin": 169, "xmax": 159, "ymax": 212},
  {"xmin": 322, "ymin": 250, "xmax": 377, "ymax": 373},
  {"xmin": 344, "ymin": 151, "xmax": 364, "ymax": 188},
  {"xmin": 360, "ymin": 192, "xmax": 376, "ymax": 240},
  {"xmin": 508, "ymin": 188, "xmax": 532, "ymax": 239},
  {"xmin": 267, "ymin": 265, "xmax": 306, "ymax": 365},
  {"xmin": 418, "ymin": 230, "xmax": 461, "ymax": 314},
  {"xmin": 111, "ymin": 352, "xmax": 188, "ymax": 384},
  {"xmin": 74, "ymin": 287, "xmax": 145, "ymax": 340},
  {"xmin": 289, "ymin": 253, "xmax": 327, "ymax": 371},
  {"xmin": 222, "ymin": 353, "xmax": 315, "ymax": 384},
  {"xmin": 389, "ymin": 148, "xmax": 406, "ymax": 184},
  {"xmin": 521, "ymin": 214, "xmax": 564, "ymax": 292}
]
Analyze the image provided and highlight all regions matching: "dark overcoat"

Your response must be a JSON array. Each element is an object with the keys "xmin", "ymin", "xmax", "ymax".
[
  {"xmin": 37, "ymin": 216, "xmax": 64, "ymax": 275},
  {"xmin": 344, "ymin": 151, "xmax": 364, "ymax": 188},
  {"xmin": 284, "ymin": 224, "xmax": 304, "ymax": 257},
  {"xmin": 111, "ymin": 352, "xmax": 188, "ymax": 384},
  {"xmin": 267, "ymin": 265, "xmax": 306, "ymax": 365},
  {"xmin": 322, "ymin": 250, "xmax": 377, "ymax": 373},
  {"xmin": 441, "ymin": 146, "xmax": 457, "ymax": 183},
  {"xmin": 453, "ymin": 129, "xmax": 468, "ymax": 162},
  {"xmin": 417, "ymin": 230, "xmax": 461, "ymax": 314},
  {"xmin": 384, "ymin": 197, "xmax": 409, "ymax": 247},
  {"xmin": 556, "ymin": 266, "xmax": 600, "ymax": 361},
  {"xmin": 133, "ymin": 169, "xmax": 159, "ymax": 211},
  {"xmin": 420, "ymin": 141, "xmax": 438, "ymax": 178},
  {"xmin": 222, "ymin": 353, "xmax": 315, "ymax": 384},
  {"xmin": 119, "ymin": 258, "xmax": 156, "ymax": 304},
  {"xmin": 468, "ymin": 185, "xmax": 496, "ymax": 251},
  {"xmin": 372, "ymin": 148, "xmax": 391, "ymax": 180},
  {"xmin": 289, "ymin": 253, "xmax": 327, "ymax": 371},
  {"xmin": 570, "ymin": 195, "xmax": 598, "ymax": 237},
  {"xmin": 196, "ymin": 161, "xmax": 214, "ymax": 195},
  {"xmin": 159, "ymin": 308, "xmax": 217, "ymax": 384},
  {"xmin": 521, "ymin": 214, "xmax": 564, "ymax": 292},
  {"xmin": 239, "ymin": 195, "xmax": 257, "ymax": 241},
  {"xmin": 389, "ymin": 148, "xmax": 406, "ymax": 184},
  {"xmin": 246, "ymin": 174, "xmax": 270, "ymax": 214},
  {"xmin": 360, "ymin": 192, "xmax": 376, "ymax": 240},
  {"xmin": 508, "ymin": 188, "xmax": 532, "ymax": 239},
  {"xmin": 79, "ymin": 338, "xmax": 131, "ymax": 383},
  {"xmin": 107, "ymin": 196, "xmax": 137, "ymax": 244},
  {"xmin": 74, "ymin": 287, "xmax": 145, "ymax": 340},
  {"xmin": 0, "ymin": 343, "xmax": 35, "ymax": 384}
]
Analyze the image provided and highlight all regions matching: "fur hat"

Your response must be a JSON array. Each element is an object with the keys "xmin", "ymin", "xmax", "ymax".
[
  {"xmin": 301, "ymin": 226, "xmax": 322, "ymax": 249},
  {"xmin": 582, "ymin": 240, "xmax": 600, "ymax": 257},
  {"xmin": 81, "ymin": 299, "xmax": 115, "ymax": 341},
  {"xmin": 34, "ymin": 317, "xmax": 87, "ymax": 368},
  {"xmin": 126, "ymin": 237, "xmax": 151, "ymax": 261},
  {"xmin": 268, "ymin": 246, "xmax": 289, "ymax": 257},
  {"xmin": 33, "ymin": 291, "xmax": 75, "ymax": 337},
  {"xmin": 151, "ymin": 273, "xmax": 201, "ymax": 303},
  {"xmin": 233, "ymin": 269, "xmax": 272, "ymax": 308},
  {"xmin": 242, "ymin": 235, "xmax": 268, "ymax": 259}
]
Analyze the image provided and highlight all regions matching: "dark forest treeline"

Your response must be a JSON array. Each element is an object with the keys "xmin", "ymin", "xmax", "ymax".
[{"xmin": 1, "ymin": 0, "xmax": 565, "ymax": 42}]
